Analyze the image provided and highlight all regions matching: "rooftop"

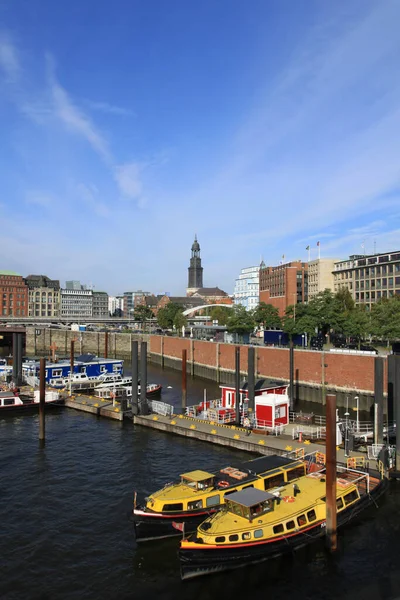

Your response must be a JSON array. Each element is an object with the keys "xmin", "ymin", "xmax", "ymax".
[
  {"xmin": 226, "ymin": 488, "xmax": 276, "ymax": 507},
  {"xmin": 0, "ymin": 270, "xmax": 21, "ymax": 276}
]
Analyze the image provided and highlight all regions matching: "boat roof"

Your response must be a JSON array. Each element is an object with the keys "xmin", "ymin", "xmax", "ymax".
[
  {"xmin": 225, "ymin": 488, "xmax": 276, "ymax": 507},
  {"xmin": 181, "ymin": 470, "xmax": 215, "ymax": 481},
  {"xmin": 23, "ymin": 356, "xmax": 123, "ymax": 368},
  {"xmin": 237, "ymin": 455, "xmax": 297, "ymax": 475}
]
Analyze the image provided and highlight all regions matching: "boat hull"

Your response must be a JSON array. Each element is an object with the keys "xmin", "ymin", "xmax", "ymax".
[
  {"xmin": 133, "ymin": 506, "xmax": 216, "ymax": 542},
  {"xmin": 0, "ymin": 399, "xmax": 64, "ymax": 416},
  {"xmin": 179, "ymin": 477, "xmax": 389, "ymax": 580}
]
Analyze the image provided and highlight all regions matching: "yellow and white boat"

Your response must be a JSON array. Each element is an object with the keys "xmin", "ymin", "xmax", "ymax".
[
  {"xmin": 179, "ymin": 465, "xmax": 388, "ymax": 580},
  {"xmin": 133, "ymin": 454, "xmax": 309, "ymax": 542}
]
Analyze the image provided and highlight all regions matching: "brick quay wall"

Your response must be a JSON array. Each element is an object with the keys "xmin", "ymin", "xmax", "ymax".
[{"xmin": 26, "ymin": 329, "xmax": 385, "ymax": 411}]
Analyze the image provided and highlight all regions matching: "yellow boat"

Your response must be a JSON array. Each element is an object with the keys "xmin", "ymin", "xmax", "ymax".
[
  {"xmin": 133, "ymin": 454, "xmax": 309, "ymax": 542},
  {"xmin": 179, "ymin": 466, "xmax": 388, "ymax": 580}
]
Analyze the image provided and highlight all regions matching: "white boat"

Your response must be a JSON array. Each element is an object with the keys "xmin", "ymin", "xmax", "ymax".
[{"xmin": 94, "ymin": 382, "xmax": 162, "ymax": 400}]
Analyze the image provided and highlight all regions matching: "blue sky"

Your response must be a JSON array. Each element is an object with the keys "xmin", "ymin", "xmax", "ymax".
[{"xmin": 1, "ymin": 0, "xmax": 400, "ymax": 296}]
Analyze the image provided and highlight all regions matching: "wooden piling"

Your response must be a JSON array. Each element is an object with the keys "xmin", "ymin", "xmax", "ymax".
[
  {"xmin": 140, "ymin": 341, "xmax": 148, "ymax": 413},
  {"xmin": 69, "ymin": 340, "xmax": 75, "ymax": 397},
  {"xmin": 289, "ymin": 340, "xmax": 294, "ymax": 410},
  {"xmin": 374, "ymin": 357, "xmax": 384, "ymax": 445},
  {"xmin": 39, "ymin": 358, "xmax": 46, "ymax": 442},
  {"xmin": 131, "ymin": 341, "xmax": 139, "ymax": 415},
  {"xmin": 235, "ymin": 346, "xmax": 241, "ymax": 424},
  {"xmin": 182, "ymin": 349, "xmax": 187, "ymax": 410},
  {"xmin": 104, "ymin": 332, "xmax": 108, "ymax": 359},
  {"xmin": 325, "ymin": 393, "xmax": 337, "ymax": 552},
  {"xmin": 247, "ymin": 346, "xmax": 255, "ymax": 413}
]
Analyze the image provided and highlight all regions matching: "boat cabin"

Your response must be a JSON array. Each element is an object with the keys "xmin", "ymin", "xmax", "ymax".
[
  {"xmin": 225, "ymin": 488, "xmax": 276, "ymax": 521},
  {"xmin": 0, "ymin": 391, "xmax": 22, "ymax": 407},
  {"xmin": 181, "ymin": 470, "xmax": 215, "ymax": 491},
  {"xmin": 23, "ymin": 354, "xmax": 123, "ymax": 384}
]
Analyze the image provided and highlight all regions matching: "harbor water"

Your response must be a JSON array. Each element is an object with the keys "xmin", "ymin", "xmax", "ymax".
[{"xmin": 2, "ymin": 364, "xmax": 400, "ymax": 600}]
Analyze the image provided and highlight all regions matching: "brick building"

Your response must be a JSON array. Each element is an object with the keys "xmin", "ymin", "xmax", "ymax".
[
  {"xmin": 0, "ymin": 271, "xmax": 28, "ymax": 317},
  {"xmin": 259, "ymin": 260, "xmax": 308, "ymax": 317},
  {"xmin": 190, "ymin": 287, "xmax": 233, "ymax": 305}
]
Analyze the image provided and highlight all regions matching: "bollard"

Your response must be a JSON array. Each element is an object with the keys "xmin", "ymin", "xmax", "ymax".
[
  {"xmin": 325, "ymin": 393, "xmax": 337, "ymax": 552},
  {"xmin": 39, "ymin": 358, "xmax": 46, "ymax": 443}
]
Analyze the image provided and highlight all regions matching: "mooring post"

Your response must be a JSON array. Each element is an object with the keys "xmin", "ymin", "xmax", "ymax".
[
  {"xmin": 16, "ymin": 333, "xmax": 23, "ymax": 387},
  {"xmin": 325, "ymin": 393, "xmax": 337, "ymax": 552},
  {"xmin": 235, "ymin": 346, "xmax": 241, "ymax": 425},
  {"xmin": 104, "ymin": 331, "xmax": 108, "ymax": 359},
  {"xmin": 12, "ymin": 332, "xmax": 18, "ymax": 385},
  {"xmin": 388, "ymin": 355, "xmax": 400, "ymax": 470},
  {"xmin": 140, "ymin": 341, "xmax": 148, "ymax": 414},
  {"xmin": 182, "ymin": 349, "xmax": 187, "ymax": 411},
  {"xmin": 131, "ymin": 340, "xmax": 139, "ymax": 416},
  {"xmin": 247, "ymin": 346, "xmax": 255, "ymax": 415},
  {"xmin": 374, "ymin": 357, "xmax": 384, "ymax": 445},
  {"xmin": 289, "ymin": 340, "xmax": 294, "ymax": 410},
  {"xmin": 69, "ymin": 340, "xmax": 75, "ymax": 397},
  {"xmin": 39, "ymin": 357, "xmax": 46, "ymax": 443}
]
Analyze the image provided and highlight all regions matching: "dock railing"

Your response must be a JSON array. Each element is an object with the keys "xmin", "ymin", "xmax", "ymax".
[{"xmin": 147, "ymin": 400, "xmax": 174, "ymax": 417}]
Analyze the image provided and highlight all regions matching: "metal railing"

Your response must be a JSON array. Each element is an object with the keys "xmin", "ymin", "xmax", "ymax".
[{"xmin": 147, "ymin": 400, "xmax": 174, "ymax": 417}]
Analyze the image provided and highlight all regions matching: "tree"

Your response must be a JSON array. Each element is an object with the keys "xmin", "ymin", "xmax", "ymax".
[
  {"xmin": 209, "ymin": 305, "xmax": 231, "ymax": 326},
  {"xmin": 133, "ymin": 304, "xmax": 154, "ymax": 331},
  {"xmin": 157, "ymin": 302, "xmax": 182, "ymax": 330},
  {"xmin": 342, "ymin": 307, "xmax": 371, "ymax": 347},
  {"xmin": 253, "ymin": 302, "xmax": 281, "ymax": 329},
  {"xmin": 371, "ymin": 296, "xmax": 400, "ymax": 343},
  {"xmin": 226, "ymin": 305, "xmax": 255, "ymax": 336},
  {"xmin": 173, "ymin": 311, "xmax": 188, "ymax": 334}
]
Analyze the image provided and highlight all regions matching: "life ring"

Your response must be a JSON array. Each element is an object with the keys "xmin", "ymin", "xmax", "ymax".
[
  {"xmin": 282, "ymin": 496, "xmax": 295, "ymax": 503},
  {"xmin": 218, "ymin": 480, "xmax": 229, "ymax": 489}
]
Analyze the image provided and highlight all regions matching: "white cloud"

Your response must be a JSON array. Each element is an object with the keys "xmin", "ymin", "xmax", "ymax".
[
  {"xmin": 76, "ymin": 183, "xmax": 110, "ymax": 217},
  {"xmin": 114, "ymin": 162, "xmax": 143, "ymax": 200},
  {"xmin": 86, "ymin": 100, "xmax": 135, "ymax": 117},
  {"xmin": 25, "ymin": 191, "xmax": 56, "ymax": 208},
  {"xmin": 0, "ymin": 32, "xmax": 20, "ymax": 81},
  {"xmin": 49, "ymin": 69, "xmax": 112, "ymax": 164}
]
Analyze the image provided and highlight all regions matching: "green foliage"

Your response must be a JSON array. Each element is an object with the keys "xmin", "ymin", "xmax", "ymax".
[
  {"xmin": 253, "ymin": 302, "xmax": 281, "ymax": 329},
  {"xmin": 226, "ymin": 304, "xmax": 255, "ymax": 335},
  {"xmin": 133, "ymin": 304, "xmax": 154, "ymax": 323},
  {"xmin": 157, "ymin": 302, "xmax": 183, "ymax": 329},
  {"xmin": 370, "ymin": 296, "xmax": 400, "ymax": 342},
  {"xmin": 209, "ymin": 305, "xmax": 231, "ymax": 326},
  {"xmin": 341, "ymin": 307, "xmax": 371, "ymax": 346},
  {"xmin": 173, "ymin": 311, "xmax": 188, "ymax": 333}
]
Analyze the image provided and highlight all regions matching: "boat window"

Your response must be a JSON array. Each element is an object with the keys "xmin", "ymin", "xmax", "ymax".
[
  {"xmin": 286, "ymin": 466, "xmax": 306, "ymax": 482},
  {"xmin": 344, "ymin": 490, "xmax": 359, "ymax": 505},
  {"xmin": 187, "ymin": 500, "xmax": 203, "ymax": 511},
  {"xmin": 254, "ymin": 529, "xmax": 263, "ymax": 539},
  {"xmin": 4, "ymin": 398, "xmax": 15, "ymax": 406},
  {"xmin": 181, "ymin": 477, "xmax": 197, "ymax": 489},
  {"xmin": 307, "ymin": 509, "xmax": 316, "ymax": 521},
  {"xmin": 243, "ymin": 484, "xmax": 254, "ymax": 489},
  {"xmin": 273, "ymin": 523, "xmax": 284, "ymax": 534},
  {"xmin": 336, "ymin": 497, "xmax": 344, "ymax": 510},
  {"xmin": 206, "ymin": 495, "xmax": 220, "ymax": 507},
  {"xmin": 286, "ymin": 520, "xmax": 295, "ymax": 530},
  {"xmin": 53, "ymin": 369, "xmax": 62, "ymax": 377},
  {"xmin": 197, "ymin": 478, "xmax": 214, "ymax": 490},
  {"xmin": 297, "ymin": 514, "xmax": 307, "ymax": 527},
  {"xmin": 224, "ymin": 489, "xmax": 237, "ymax": 496},
  {"xmin": 100, "ymin": 366, "xmax": 107, "ymax": 372},
  {"xmin": 242, "ymin": 532, "xmax": 251, "ymax": 540},
  {"xmin": 215, "ymin": 536, "xmax": 226, "ymax": 543},
  {"xmin": 264, "ymin": 473, "xmax": 285, "ymax": 490},
  {"xmin": 162, "ymin": 503, "xmax": 183, "ymax": 512},
  {"xmin": 228, "ymin": 502, "xmax": 244, "ymax": 518},
  {"xmin": 229, "ymin": 534, "xmax": 239, "ymax": 542}
]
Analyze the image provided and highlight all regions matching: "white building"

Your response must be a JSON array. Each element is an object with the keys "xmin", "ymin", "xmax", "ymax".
[
  {"xmin": 308, "ymin": 258, "xmax": 339, "ymax": 301},
  {"xmin": 61, "ymin": 288, "xmax": 93, "ymax": 319},
  {"xmin": 108, "ymin": 296, "xmax": 124, "ymax": 316},
  {"xmin": 233, "ymin": 266, "xmax": 260, "ymax": 310}
]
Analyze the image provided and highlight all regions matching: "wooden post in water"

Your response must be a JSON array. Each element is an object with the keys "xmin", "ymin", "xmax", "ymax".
[
  {"xmin": 289, "ymin": 340, "xmax": 294, "ymax": 410},
  {"xmin": 104, "ymin": 332, "xmax": 108, "ymax": 359},
  {"xmin": 325, "ymin": 393, "xmax": 337, "ymax": 552},
  {"xmin": 12, "ymin": 333, "xmax": 18, "ymax": 385},
  {"xmin": 235, "ymin": 346, "xmax": 241, "ymax": 425},
  {"xmin": 140, "ymin": 341, "xmax": 148, "ymax": 414},
  {"xmin": 69, "ymin": 340, "xmax": 75, "ymax": 397},
  {"xmin": 374, "ymin": 356, "xmax": 384, "ymax": 445},
  {"xmin": 247, "ymin": 346, "xmax": 255, "ymax": 414},
  {"xmin": 39, "ymin": 358, "xmax": 46, "ymax": 443},
  {"xmin": 182, "ymin": 349, "xmax": 187, "ymax": 411},
  {"xmin": 388, "ymin": 355, "xmax": 400, "ymax": 471},
  {"xmin": 131, "ymin": 340, "xmax": 139, "ymax": 416}
]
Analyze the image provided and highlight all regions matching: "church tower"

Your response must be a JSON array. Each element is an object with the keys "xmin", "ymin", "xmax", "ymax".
[{"xmin": 186, "ymin": 235, "xmax": 203, "ymax": 295}]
